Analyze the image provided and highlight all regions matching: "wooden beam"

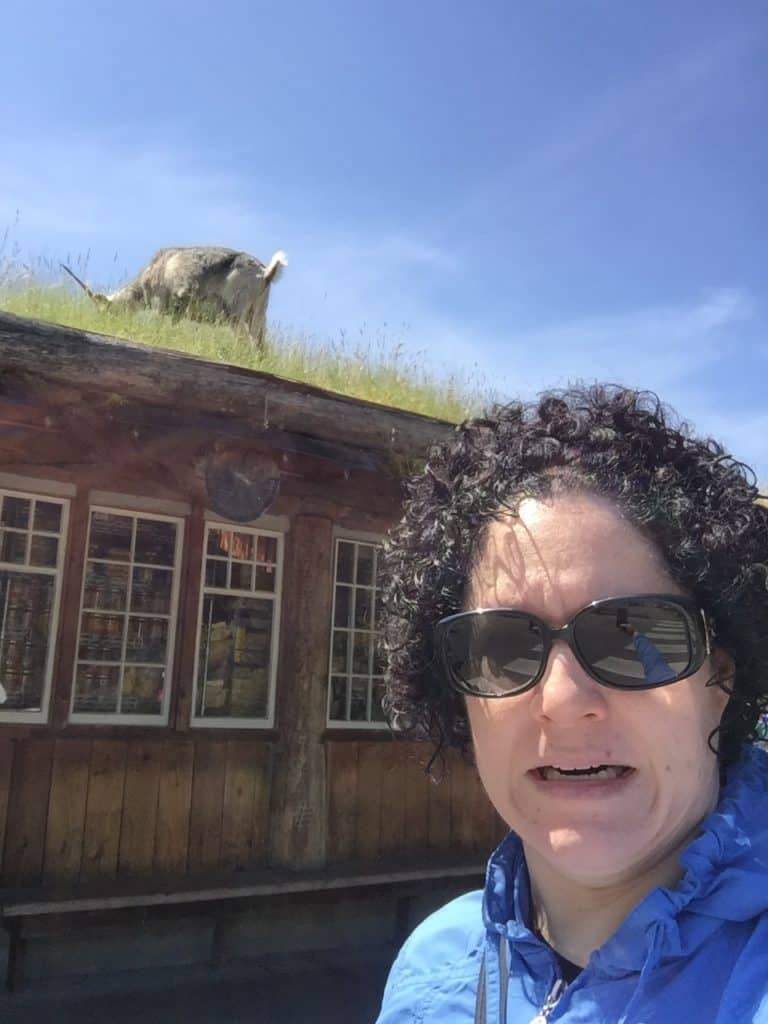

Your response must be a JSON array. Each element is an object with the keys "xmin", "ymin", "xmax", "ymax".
[
  {"xmin": 0, "ymin": 312, "xmax": 455, "ymax": 460},
  {"xmin": 270, "ymin": 514, "xmax": 334, "ymax": 869},
  {"xmin": 1, "ymin": 862, "xmax": 484, "ymax": 916}
]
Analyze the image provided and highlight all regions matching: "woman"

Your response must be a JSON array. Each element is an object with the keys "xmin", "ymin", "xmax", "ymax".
[{"xmin": 375, "ymin": 385, "xmax": 768, "ymax": 1024}]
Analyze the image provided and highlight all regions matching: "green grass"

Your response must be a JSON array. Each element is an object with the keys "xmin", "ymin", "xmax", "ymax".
[{"xmin": 0, "ymin": 282, "xmax": 496, "ymax": 423}]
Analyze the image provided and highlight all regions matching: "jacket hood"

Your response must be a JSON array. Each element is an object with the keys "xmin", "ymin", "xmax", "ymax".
[{"xmin": 483, "ymin": 744, "xmax": 768, "ymax": 978}]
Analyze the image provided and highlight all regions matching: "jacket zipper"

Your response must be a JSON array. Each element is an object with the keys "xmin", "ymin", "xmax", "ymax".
[{"xmin": 528, "ymin": 978, "xmax": 566, "ymax": 1023}]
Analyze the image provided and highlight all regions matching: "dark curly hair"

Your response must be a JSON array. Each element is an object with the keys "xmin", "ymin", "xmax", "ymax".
[{"xmin": 380, "ymin": 383, "xmax": 768, "ymax": 770}]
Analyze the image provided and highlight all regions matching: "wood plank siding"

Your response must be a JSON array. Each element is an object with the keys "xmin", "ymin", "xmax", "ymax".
[
  {"xmin": 0, "ymin": 738, "xmax": 275, "ymax": 887},
  {"xmin": 0, "ymin": 736, "xmax": 502, "ymax": 887},
  {"xmin": 326, "ymin": 740, "xmax": 504, "ymax": 866}
]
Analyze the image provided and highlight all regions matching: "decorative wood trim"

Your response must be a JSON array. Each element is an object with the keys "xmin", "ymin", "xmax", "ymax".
[
  {"xmin": 0, "ymin": 473, "xmax": 75, "ymax": 498},
  {"xmin": 172, "ymin": 502, "xmax": 205, "ymax": 732},
  {"xmin": 331, "ymin": 525, "xmax": 386, "ymax": 545},
  {"xmin": 89, "ymin": 491, "xmax": 191, "ymax": 517},
  {"xmin": 205, "ymin": 510, "xmax": 290, "ymax": 533}
]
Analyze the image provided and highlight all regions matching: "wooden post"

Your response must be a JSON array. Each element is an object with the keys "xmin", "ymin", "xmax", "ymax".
[{"xmin": 269, "ymin": 513, "xmax": 333, "ymax": 869}]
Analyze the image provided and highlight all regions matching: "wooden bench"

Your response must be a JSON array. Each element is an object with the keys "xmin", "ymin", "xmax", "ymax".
[{"xmin": 1, "ymin": 862, "xmax": 484, "ymax": 992}]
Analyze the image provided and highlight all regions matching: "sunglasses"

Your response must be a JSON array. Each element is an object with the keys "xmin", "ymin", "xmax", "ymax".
[{"xmin": 434, "ymin": 594, "xmax": 712, "ymax": 698}]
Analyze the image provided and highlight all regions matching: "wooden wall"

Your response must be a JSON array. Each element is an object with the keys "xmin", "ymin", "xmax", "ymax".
[
  {"xmin": 0, "ymin": 736, "xmax": 272, "ymax": 887},
  {"xmin": 0, "ymin": 735, "xmax": 503, "ymax": 888},
  {"xmin": 326, "ymin": 740, "xmax": 503, "ymax": 866}
]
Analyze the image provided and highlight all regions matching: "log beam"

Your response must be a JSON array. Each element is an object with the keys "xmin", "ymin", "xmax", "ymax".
[{"xmin": 269, "ymin": 514, "xmax": 334, "ymax": 869}]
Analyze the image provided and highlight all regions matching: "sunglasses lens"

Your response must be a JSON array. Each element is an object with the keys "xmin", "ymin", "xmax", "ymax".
[
  {"xmin": 574, "ymin": 599, "xmax": 700, "ymax": 688},
  {"xmin": 441, "ymin": 612, "xmax": 544, "ymax": 696}
]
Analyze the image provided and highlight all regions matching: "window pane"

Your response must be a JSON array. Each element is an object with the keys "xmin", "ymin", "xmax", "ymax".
[
  {"xmin": 74, "ymin": 508, "xmax": 180, "ymax": 721},
  {"xmin": 207, "ymin": 529, "xmax": 231, "ymax": 557},
  {"xmin": 350, "ymin": 680, "xmax": 368, "ymax": 721},
  {"xmin": 126, "ymin": 617, "xmax": 168, "ymax": 663},
  {"xmin": 354, "ymin": 588, "xmax": 373, "ymax": 629},
  {"xmin": 0, "ymin": 530, "xmax": 27, "ymax": 565},
  {"xmin": 231, "ymin": 532, "xmax": 254, "ymax": 561},
  {"xmin": 83, "ymin": 562, "xmax": 129, "ymax": 612},
  {"xmin": 131, "ymin": 567, "xmax": 172, "ymax": 614},
  {"xmin": 196, "ymin": 596, "xmax": 273, "ymax": 718},
  {"xmin": 230, "ymin": 562, "xmax": 253, "ymax": 591},
  {"xmin": 0, "ymin": 572, "xmax": 54, "ymax": 710},
  {"xmin": 327, "ymin": 540, "xmax": 384, "ymax": 726},
  {"xmin": 336, "ymin": 541, "xmax": 354, "ymax": 583},
  {"xmin": 254, "ymin": 565, "xmax": 275, "ymax": 592},
  {"xmin": 352, "ymin": 632, "xmax": 371, "ymax": 674},
  {"xmin": 72, "ymin": 664, "xmax": 120, "ymax": 713},
  {"xmin": 256, "ymin": 536, "xmax": 277, "ymax": 564},
  {"xmin": 329, "ymin": 676, "xmax": 348, "ymax": 720},
  {"xmin": 331, "ymin": 631, "xmax": 348, "ymax": 674},
  {"xmin": 372, "ymin": 638, "xmax": 387, "ymax": 676},
  {"xmin": 33, "ymin": 500, "xmax": 62, "ymax": 533},
  {"xmin": 1, "ymin": 496, "xmax": 30, "ymax": 530},
  {"xmin": 334, "ymin": 585, "xmax": 352, "ymax": 628},
  {"xmin": 122, "ymin": 666, "xmax": 164, "ymax": 715},
  {"xmin": 89, "ymin": 512, "xmax": 132, "ymax": 561},
  {"xmin": 30, "ymin": 535, "xmax": 58, "ymax": 568},
  {"xmin": 78, "ymin": 613, "xmax": 125, "ymax": 662},
  {"xmin": 205, "ymin": 558, "xmax": 228, "ymax": 588},
  {"xmin": 134, "ymin": 519, "xmax": 176, "ymax": 566},
  {"xmin": 371, "ymin": 681, "xmax": 387, "ymax": 723},
  {"xmin": 356, "ymin": 545, "xmax": 374, "ymax": 586}
]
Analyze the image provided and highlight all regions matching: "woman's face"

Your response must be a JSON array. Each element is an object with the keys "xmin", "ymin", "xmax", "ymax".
[{"xmin": 464, "ymin": 493, "xmax": 730, "ymax": 888}]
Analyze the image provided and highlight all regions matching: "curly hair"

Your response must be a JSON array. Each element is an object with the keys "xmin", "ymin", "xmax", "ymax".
[{"xmin": 380, "ymin": 383, "xmax": 768, "ymax": 770}]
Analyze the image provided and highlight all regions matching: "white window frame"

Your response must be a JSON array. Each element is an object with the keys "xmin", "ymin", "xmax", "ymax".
[
  {"xmin": 70, "ymin": 505, "xmax": 184, "ymax": 726},
  {"xmin": 190, "ymin": 518, "xmax": 285, "ymax": 729},
  {"xmin": 326, "ymin": 529, "xmax": 387, "ymax": 729},
  {"xmin": 0, "ymin": 487, "xmax": 70, "ymax": 724}
]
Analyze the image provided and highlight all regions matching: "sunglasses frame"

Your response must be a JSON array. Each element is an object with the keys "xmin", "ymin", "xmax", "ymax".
[{"xmin": 434, "ymin": 593, "xmax": 712, "ymax": 698}]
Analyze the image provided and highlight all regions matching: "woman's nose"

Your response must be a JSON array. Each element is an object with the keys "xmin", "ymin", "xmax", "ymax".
[{"xmin": 532, "ymin": 642, "xmax": 609, "ymax": 724}]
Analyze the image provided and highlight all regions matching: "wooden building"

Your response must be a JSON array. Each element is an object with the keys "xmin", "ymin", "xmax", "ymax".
[{"xmin": 0, "ymin": 312, "xmax": 503, "ymax": 989}]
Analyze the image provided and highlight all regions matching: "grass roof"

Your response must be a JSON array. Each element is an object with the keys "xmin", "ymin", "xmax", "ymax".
[{"xmin": 0, "ymin": 284, "xmax": 496, "ymax": 425}]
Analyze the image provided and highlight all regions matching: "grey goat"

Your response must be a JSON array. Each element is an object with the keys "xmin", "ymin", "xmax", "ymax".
[{"xmin": 63, "ymin": 246, "xmax": 287, "ymax": 349}]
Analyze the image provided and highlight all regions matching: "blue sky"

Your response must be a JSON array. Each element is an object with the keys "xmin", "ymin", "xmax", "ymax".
[{"xmin": 2, "ymin": 1, "xmax": 766, "ymax": 480}]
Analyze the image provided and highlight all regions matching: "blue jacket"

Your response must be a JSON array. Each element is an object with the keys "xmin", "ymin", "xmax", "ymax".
[{"xmin": 376, "ymin": 745, "xmax": 768, "ymax": 1023}]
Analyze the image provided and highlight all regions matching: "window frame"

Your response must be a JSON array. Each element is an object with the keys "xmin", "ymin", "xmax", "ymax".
[
  {"xmin": 190, "ymin": 518, "xmax": 285, "ymax": 730},
  {"xmin": 326, "ymin": 530, "xmax": 387, "ymax": 730},
  {"xmin": 69, "ymin": 504, "xmax": 185, "ymax": 726},
  {"xmin": 0, "ymin": 487, "xmax": 70, "ymax": 725}
]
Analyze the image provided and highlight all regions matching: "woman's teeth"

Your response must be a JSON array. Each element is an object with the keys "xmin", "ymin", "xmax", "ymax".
[{"xmin": 536, "ymin": 765, "xmax": 629, "ymax": 781}]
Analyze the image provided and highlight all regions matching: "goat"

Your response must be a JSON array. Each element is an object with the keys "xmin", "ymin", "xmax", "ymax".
[{"xmin": 62, "ymin": 246, "xmax": 287, "ymax": 350}]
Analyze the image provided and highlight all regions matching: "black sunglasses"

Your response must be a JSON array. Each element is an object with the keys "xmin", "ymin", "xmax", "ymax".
[{"xmin": 434, "ymin": 594, "xmax": 712, "ymax": 698}]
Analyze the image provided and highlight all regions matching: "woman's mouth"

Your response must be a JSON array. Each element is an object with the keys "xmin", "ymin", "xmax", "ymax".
[{"xmin": 533, "ymin": 765, "xmax": 634, "ymax": 782}]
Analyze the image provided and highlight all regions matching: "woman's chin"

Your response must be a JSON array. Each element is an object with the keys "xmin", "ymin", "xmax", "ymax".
[{"xmin": 527, "ymin": 826, "xmax": 655, "ymax": 888}]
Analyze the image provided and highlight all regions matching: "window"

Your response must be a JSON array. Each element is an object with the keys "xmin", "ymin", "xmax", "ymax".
[
  {"xmin": 71, "ymin": 507, "xmax": 183, "ymax": 723},
  {"xmin": 192, "ymin": 523, "xmax": 283, "ymax": 727},
  {"xmin": 0, "ymin": 489, "xmax": 69, "ymax": 722},
  {"xmin": 327, "ymin": 537, "xmax": 386, "ymax": 726}
]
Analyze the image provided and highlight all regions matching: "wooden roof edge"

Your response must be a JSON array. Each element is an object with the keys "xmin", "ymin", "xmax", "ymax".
[{"xmin": 0, "ymin": 311, "xmax": 459, "ymax": 458}]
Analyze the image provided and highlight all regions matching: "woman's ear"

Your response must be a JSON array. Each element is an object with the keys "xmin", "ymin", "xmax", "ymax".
[{"xmin": 707, "ymin": 647, "xmax": 736, "ymax": 712}]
